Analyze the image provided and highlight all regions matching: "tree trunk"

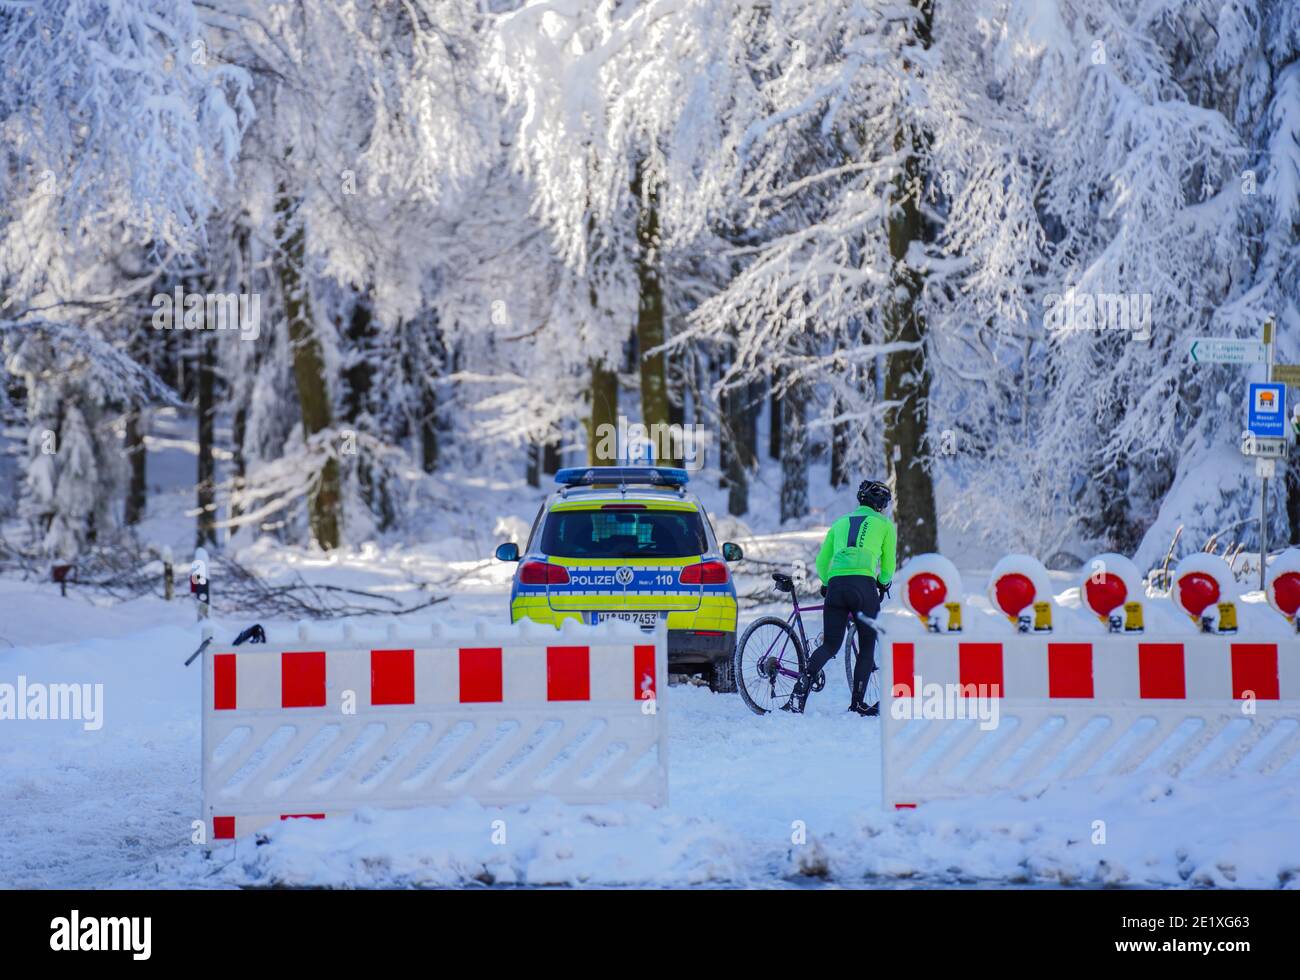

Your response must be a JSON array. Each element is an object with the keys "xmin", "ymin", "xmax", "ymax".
[
  {"xmin": 276, "ymin": 190, "xmax": 341, "ymax": 550},
  {"xmin": 231, "ymin": 402, "xmax": 247, "ymax": 524},
  {"xmin": 420, "ymin": 381, "xmax": 438, "ymax": 473},
  {"xmin": 831, "ymin": 397, "xmax": 849, "ymax": 488},
  {"xmin": 123, "ymin": 310, "xmax": 153, "ymax": 527},
  {"xmin": 343, "ymin": 296, "xmax": 393, "ymax": 530},
  {"xmin": 343, "ymin": 298, "xmax": 373, "ymax": 422},
  {"xmin": 633, "ymin": 158, "xmax": 675, "ymax": 465},
  {"xmin": 124, "ymin": 409, "xmax": 146, "ymax": 526},
  {"xmin": 668, "ymin": 347, "xmax": 686, "ymax": 430},
  {"xmin": 723, "ymin": 383, "xmax": 750, "ymax": 516},
  {"xmin": 543, "ymin": 437, "xmax": 562, "ymax": 475},
  {"xmin": 779, "ymin": 378, "xmax": 808, "ymax": 523},
  {"xmin": 587, "ymin": 359, "xmax": 618, "ymax": 465},
  {"xmin": 527, "ymin": 432, "xmax": 563, "ymax": 484},
  {"xmin": 526, "ymin": 443, "xmax": 541, "ymax": 487},
  {"xmin": 229, "ymin": 224, "xmax": 253, "ymax": 528},
  {"xmin": 413, "ymin": 313, "xmax": 441, "ymax": 473},
  {"xmin": 1287, "ymin": 457, "xmax": 1300, "ymax": 546},
  {"xmin": 196, "ymin": 331, "xmax": 217, "ymax": 548},
  {"xmin": 743, "ymin": 380, "xmax": 760, "ymax": 468},
  {"xmin": 882, "ymin": 5, "xmax": 938, "ymax": 560},
  {"xmin": 768, "ymin": 371, "xmax": 782, "ymax": 461}
]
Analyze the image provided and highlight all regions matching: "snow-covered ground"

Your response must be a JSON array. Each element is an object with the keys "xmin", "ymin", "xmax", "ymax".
[
  {"xmin": 3, "ymin": 558, "xmax": 1299, "ymax": 889},
  {"xmin": 0, "ymin": 574, "xmax": 873, "ymax": 888},
  {"xmin": 3, "ymin": 415, "xmax": 1299, "ymax": 889}
]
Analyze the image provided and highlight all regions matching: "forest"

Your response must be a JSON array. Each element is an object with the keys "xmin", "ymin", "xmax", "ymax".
[{"xmin": 2, "ymin": 0, "xmax": 1298, "ymax": 579}]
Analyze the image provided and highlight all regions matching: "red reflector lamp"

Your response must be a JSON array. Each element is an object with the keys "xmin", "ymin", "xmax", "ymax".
[
  {"xmin": 519, "ymin": 560, "xmax": 570, "ymax": 585},
  {"xmin": 906, "ymin": 572, "xmax": 947, "ymax": 618},
  {"xmin": 680, "ymin": 561, "xmax": 729, "ymax": 585}
]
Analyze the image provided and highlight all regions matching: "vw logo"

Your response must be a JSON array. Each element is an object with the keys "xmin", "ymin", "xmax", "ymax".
[{"xmin": 615, "ymin": 566, "xmax": 635, "ymax": 586}]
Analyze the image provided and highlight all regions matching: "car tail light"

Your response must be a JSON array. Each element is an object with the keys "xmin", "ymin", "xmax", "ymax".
[
  {"xmin": 680, "ymin": 560, "xmax": 729, "ymax": 585},
  {"xmin": 519, "ymin": 560, "xmax": 570, "ymax": 585},
  {"xmin": 601, "ymin": 503, "xmax": 646, "ymax": 510}
]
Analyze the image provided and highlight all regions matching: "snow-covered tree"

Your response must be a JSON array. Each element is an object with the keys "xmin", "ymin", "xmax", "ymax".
[
  {"xmin": 3, "ymin": 0, "xmax": 1298, "ymax": 572},
  {"xmin": 0, "ymin": 0, "xmax": 251, "ymax": 257},
  {"xmin": 1, "ymin": 0, "xmax": 251, "ymax": 556},
  {"xmin": 489, "ymin": 0, "xmax": 745, "ymax": 465},
  {"xmin": 922, "ymin": 0, "xmax": 1284, "ymax": 564},
  {"xmin": 664, "ymin": 0, "xmax": 945, "ymax": 534},
  {"xmin": 3, "ymin": 321, "xmax": 179, "ymax": 556}
]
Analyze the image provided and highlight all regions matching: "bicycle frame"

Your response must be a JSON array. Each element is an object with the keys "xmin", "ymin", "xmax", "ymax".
[
  {"xmin": 756, "ymin": 590, "xmax": 828, "ymax": 682},
  {"xmin": 757, "ymin": 590, "xmax": 887, "ymax": 683}
]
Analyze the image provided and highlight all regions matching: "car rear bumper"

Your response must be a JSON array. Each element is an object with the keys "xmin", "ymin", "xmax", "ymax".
[
  {"xmin": 509, "ymin": 598, "xmax": 735, "ymax": 667},
  {"xmin": 667, "ymin": 628, "xmax": 735, "ymax": 666}
]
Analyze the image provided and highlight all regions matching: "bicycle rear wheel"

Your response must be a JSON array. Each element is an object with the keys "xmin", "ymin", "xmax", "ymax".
[
  {"xmin": 734, "ymin": 616, "xmax": 806, "ymax": 715},
  {"xmin": 845, "ymin": 631, "xmax": 882, "ymax": 707}
]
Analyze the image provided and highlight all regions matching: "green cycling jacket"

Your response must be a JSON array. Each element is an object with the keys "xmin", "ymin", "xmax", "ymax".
[{"xmin": 815, "ymin": 505, "xmax": 897, "ymax": 585}]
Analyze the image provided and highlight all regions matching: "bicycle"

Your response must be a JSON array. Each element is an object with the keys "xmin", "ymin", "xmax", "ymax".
[{"xmin": 733, "ymin": 572, "xmax": 885, "ymax": 715}]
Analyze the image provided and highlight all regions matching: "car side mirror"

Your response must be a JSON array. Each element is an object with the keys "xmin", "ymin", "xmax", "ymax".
[
  {"xmin": 722, "ymin": 542, "xmax": 743, "ymax": 562},
  {"xmin": 495, "ymin": 542, "xmax": 520, "ymax": 562}
]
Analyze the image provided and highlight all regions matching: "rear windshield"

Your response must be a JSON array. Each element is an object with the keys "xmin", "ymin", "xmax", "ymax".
[{"xmin": 540, "ymin": 508, "xmax": 709, "ymax": 559}]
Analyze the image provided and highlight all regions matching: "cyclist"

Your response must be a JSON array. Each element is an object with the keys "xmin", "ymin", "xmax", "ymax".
[{"xmin": 783, "ymin": 479, "xmax": 896, "ymax": 715}]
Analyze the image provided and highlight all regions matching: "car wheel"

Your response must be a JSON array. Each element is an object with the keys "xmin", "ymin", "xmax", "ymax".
[{"xmin": 708, "ymin": 655, "xmax": 737, "ymax": 694}]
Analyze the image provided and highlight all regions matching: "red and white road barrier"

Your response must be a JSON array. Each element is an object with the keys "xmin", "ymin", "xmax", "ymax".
[
  {"xmin": 882, "ymin": 634, "xmax": 1300, "ymax": 808},
  {"xmin": 202, "ymin": 620, "xmax": 667, "ymax": 841}
]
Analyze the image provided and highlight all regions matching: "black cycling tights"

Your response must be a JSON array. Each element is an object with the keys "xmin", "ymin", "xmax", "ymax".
[{"xmin": 806, "ymin": 575, "xmax": 880, "ymax": 689}]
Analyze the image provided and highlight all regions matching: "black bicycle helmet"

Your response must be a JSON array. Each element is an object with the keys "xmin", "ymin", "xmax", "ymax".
[{"xmin": 857, "ymin": 479, "xmax": 892, "ymax": 512}]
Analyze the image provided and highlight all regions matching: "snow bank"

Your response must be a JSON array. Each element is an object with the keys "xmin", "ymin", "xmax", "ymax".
[
  {"xmin": 156, "ymin": 754, "xmax": 1300, "ymax": 890},
  {"xmin": 162, "ymin": 799, "xmax": 746, "ymax": 889},
  {"xmin": 817, "ymin": 771, "xmax": 1300, "ymax": 888}
]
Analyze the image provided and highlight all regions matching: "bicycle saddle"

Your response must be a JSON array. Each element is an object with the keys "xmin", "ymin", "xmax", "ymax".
[{"xmin": 772, "ymin": 573, "xmax": 794, "ymax": 593}]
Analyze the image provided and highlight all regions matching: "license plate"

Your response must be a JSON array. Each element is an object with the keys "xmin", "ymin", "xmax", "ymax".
[{"xmin": 595, "ymin": 611, "xmax": 661, "ymax": 629}]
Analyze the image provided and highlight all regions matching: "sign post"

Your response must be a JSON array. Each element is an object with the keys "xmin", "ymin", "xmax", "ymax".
[
  {"xmin": 1196, "ymin": 318, "xmax": 1293, "ymax": 593},
  {"xmin": 1244, "ymin": 320, "xmax": 1284, "ymax": 592},
  {"xmin": 192, "ymin": 546, "xmax": 211, "ymax": 621}
]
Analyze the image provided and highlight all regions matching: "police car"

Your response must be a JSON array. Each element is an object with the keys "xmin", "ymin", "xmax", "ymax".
[{"xmin": 494, "ymin": 466, "xmax": 743, "ymax": 692}]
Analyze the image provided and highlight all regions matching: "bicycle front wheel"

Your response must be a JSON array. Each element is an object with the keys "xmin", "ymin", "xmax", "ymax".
[{"xmin": 734, "ymin": 616, "xmax": 806, "ymax": 715}]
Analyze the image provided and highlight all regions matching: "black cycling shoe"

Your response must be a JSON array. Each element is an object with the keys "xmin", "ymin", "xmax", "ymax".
[
  {"xmin": 848, "ymin": 678, "xmax": 877, "ymax": 716},
  {"xmin": 782, "ymin": 672, "xmax": 813, "ymax": 714}
]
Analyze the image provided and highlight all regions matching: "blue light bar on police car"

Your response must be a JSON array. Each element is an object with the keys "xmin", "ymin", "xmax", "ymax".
[{"xmin": 555, "ymin": 466, "xmax": 690, "ymax": 488}]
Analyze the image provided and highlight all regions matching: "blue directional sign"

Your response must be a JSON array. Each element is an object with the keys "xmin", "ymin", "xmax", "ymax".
[{"xmin": 1247, "ymin": 382, "xmax": 1287, "ymax": 438}]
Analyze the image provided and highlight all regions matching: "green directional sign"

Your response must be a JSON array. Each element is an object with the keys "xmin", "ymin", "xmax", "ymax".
[
  {"xmin": 1272, "ymin": 363, "xmax": 1300, "ymax": 386},
  {"xmin": 1188, "ymin": 337, "xmax": 1267, "ymax": 365}
]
